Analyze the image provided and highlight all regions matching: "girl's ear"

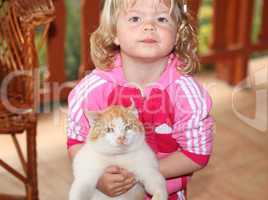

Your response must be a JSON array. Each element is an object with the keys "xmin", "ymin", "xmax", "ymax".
[{"xmin": 84, "ymin": 111, "xmax": 100, "ymax": 126}]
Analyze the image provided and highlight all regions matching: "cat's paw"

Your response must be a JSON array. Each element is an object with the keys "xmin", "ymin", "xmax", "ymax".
[{"xmin": 152, "ymin": 192, "xmax": 168, "ymax": 200}]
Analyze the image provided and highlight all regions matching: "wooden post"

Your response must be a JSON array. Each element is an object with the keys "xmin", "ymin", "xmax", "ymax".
[
  {"xmin": 230, "ymin": 0, "xmax": 254, "ymax": 85},
  {"xmin": 26, "ymin": 123, "xmax": 38, "ymax": 200},
  {"xmin": 188, "ymin": 0, "xmax": 201, "ymax": 21},
  {"xmin": 79, "ymin": 0, "xmax": 101, "ymax": 78},
  {"xmin": 210, "ymin": 0, "xmax": 253, "ymax": 85},
  {"xmin": 47, "ymin": 0, "xmax": 67, "ymax": 83},
  {"xmin": 210, "ymin": 0, "xmax": 230, "ymax": 81},
  {"xmin": 225, "ymin": 0, "xmax": 240, "ymax": 47},
  {"xmin": 258, "ymin": 0, "xmax": 268, "ymax": 43},
  {"xmin": 223, "ymin": 0, "xmax": 240, "ymax": 83}
]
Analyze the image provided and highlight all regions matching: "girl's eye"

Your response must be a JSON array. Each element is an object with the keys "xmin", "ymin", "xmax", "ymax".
[
  {"xmin": 158, "ymin": 17, "xmax": 169, "ymax": 23},
  {"xmin": 105, "ymin": 127, "xmax": 114, "ymax": 133},
  {"xmin": 125, "ymin": 124, "xmax": 133, "ymax": 131},
  {"xmin": 128, "ymin": 16, "xmax": 141, "ymax": 23}
]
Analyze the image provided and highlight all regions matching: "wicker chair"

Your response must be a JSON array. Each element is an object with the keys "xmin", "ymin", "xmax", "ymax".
[{"xmin": 0, "ymin": 0, "xmax": 55, "ymax": 199}]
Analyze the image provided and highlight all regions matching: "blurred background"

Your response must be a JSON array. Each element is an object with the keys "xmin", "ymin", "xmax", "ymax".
[{"xmin": 0, "ymin": 0, "xmax": 267, "ymax": 200}]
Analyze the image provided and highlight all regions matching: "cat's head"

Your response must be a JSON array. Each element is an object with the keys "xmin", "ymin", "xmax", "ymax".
[{"xmin": 85, "ymin": 103, "xmax": 145, "ymax": 154}]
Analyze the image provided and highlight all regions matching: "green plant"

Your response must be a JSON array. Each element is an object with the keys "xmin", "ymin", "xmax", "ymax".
[{"xmin": 64, "ymin": 0, "xmax": 81, "ymax": 80}]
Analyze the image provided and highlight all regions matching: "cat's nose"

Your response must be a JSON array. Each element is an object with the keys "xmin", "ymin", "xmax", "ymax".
[{"xmin": 117, "ymin": 136, "xmax": 126, "ymax": 144}]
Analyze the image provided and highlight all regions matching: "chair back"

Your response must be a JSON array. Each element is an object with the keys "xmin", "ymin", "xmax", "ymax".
[{"xmin": 0, "ymin": 0, "xmax": 55, "ymax": 112}]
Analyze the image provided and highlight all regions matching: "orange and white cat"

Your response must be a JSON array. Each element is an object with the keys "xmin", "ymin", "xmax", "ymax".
[{"xmin": 69, "ymin": 103, "xmax": 167, "ymax": 200}]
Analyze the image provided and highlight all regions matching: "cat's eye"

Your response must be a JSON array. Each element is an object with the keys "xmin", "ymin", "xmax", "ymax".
[
  {"xmin": 124, "ymin": 124, "xmax": 133, "ymax": 131},
  {"xmin": 105, "ymin": 127, "xmax": 114, "ymax": 133}
]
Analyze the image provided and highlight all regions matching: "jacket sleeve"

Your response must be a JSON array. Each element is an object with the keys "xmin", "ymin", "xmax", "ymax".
[
  {"xmin": 66, "ymin": 73, "xmax": 107, "ymax": 148},
  {"xmin": 172, "ymin": 76, "xmax": 214, "ymax": 166}
]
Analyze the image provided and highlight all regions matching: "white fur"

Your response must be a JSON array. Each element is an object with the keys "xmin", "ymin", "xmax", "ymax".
[
  {"xmin": 69, "ymin": 117, "xmax": 168, "ymax": 200},
  {"xmin": 104, "ymin": 118, "xmax": 128, "ymax": 146}
]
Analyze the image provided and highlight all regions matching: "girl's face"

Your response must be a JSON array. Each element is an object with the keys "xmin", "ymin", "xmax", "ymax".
[{"xmin": 114, "ymin": 0, "xmax": 178, "ymax": 62}]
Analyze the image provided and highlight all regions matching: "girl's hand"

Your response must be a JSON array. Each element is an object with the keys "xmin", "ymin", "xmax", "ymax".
[{"xmin": 96, "ymin": 165, "xmax": 136, "ymax": 197}]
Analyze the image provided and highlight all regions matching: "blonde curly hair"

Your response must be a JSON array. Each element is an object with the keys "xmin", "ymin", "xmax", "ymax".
[{"xmin": 90, "ymin": 0, "xmax": 199, "ymax": 74}]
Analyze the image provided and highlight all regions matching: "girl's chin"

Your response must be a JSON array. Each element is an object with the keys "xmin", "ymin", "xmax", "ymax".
[{"xmin": 124, "ymin": 53, "xmax": 168, "ymax": 61}]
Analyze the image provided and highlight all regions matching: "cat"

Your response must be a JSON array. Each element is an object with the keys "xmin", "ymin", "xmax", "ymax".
[{"xmin": 69, "ymin": 103, "xmax": 168, "ymax": 200}]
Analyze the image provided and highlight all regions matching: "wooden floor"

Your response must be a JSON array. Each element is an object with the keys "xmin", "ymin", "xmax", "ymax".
[{"xmin": 0, "ymin": 57, "xmax": 267, "ymax": 200}]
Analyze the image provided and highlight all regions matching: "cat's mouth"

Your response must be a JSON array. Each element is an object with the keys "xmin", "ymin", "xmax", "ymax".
[
  {"xmin": 116, "ymin": 142, "xmax": 129, "ymax": 148},
  {"xmin": 111, "ymin": 145, "xmax": 130, "ymax": 155}
]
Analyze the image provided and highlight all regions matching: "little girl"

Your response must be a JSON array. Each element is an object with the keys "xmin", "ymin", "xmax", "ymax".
[{"xmin": 67, "ymin": 0, "xmax": 214, "ymax": 199}]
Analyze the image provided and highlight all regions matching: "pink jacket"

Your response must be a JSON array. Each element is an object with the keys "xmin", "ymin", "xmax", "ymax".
[{"xmin": 67, "ymin": 54, "xmax": 214, "ymax": 200}]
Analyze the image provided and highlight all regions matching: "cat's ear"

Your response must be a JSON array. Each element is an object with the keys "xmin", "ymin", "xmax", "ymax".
[
  {"xmin": 84, "ymin": 110, "xmax": 100, "ymax": 125},
  {"xmin": 128, "ymin": 98, "xmax": 139, "ymax": 118}
]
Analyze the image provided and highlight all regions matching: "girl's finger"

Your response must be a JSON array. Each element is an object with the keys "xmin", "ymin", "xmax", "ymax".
[
  {"xmin": 110, "ymin": 177, "xmax": 137, "ymax": 197},
  {"xmin": 113, "ymin": 186, "xmax": 127, "ymax": 196},
  {"xmin": 110, "ymin": 179, "xmax": 133, "ymax": 192},
  {"xmin": 123, "ymin": 180, "xmax": 137, "ymax": 191},
  {"xmin": 110, "ymin": 173, "xmax": 125, "ymax": 183},
  {"xmin": 111, "ymin": 175, "xmax": 136, "ymax": 189},
  {"xmin": 110, "ymin": 180, "xmax": 126, "ymax": 190},
  {"xmin": 120, "ymin": 168, "xmax": 135, "ymax": 179},
  {"xmin": 124, "ymin": 176, "xmax": 136, "ymax": 185},
  {"xmin": 113, "ymin": 181, "xmax": 137, "ymax": 196},
  {"xmin": 114, "ymin": 190, "xmax": 124, "ymax": 197}
]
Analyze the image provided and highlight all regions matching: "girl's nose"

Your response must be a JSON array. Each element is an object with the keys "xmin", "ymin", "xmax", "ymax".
[{"xmin": 143, "ymin": 21, "xmax": 156, "ymax": 32}]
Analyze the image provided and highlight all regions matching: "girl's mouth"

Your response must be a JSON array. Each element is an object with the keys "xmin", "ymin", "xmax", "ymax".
[{"xmin": 141, "ymin": 38, "xmax": 157, "ymax": 43}]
